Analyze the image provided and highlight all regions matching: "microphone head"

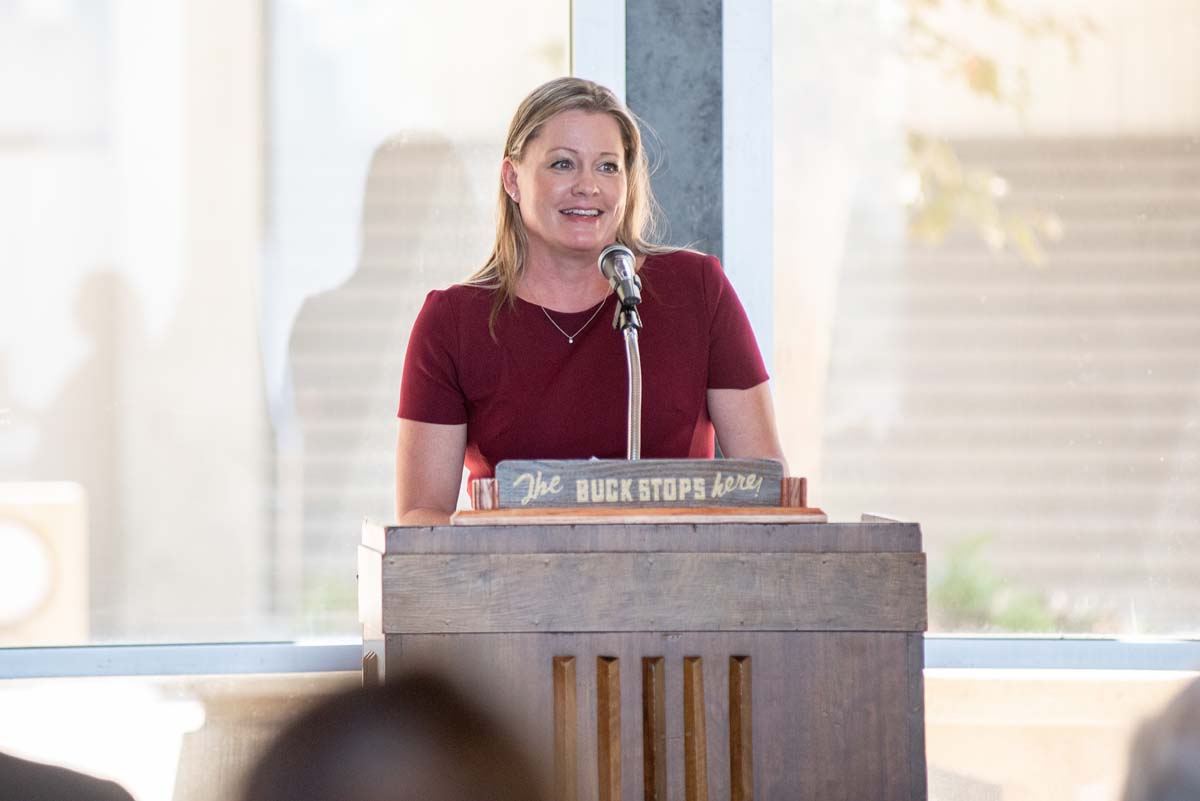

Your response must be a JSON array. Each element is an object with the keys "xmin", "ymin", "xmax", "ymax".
[
  {"xmin": 598, "ymin": 243, "xmax": 641, "ymax": 306},
  {"xmin": 598, "ymin": 243, "xmax": 636, "ymax": 280}
]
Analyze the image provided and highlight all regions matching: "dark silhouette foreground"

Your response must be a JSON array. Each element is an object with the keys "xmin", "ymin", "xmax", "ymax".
[
  {"xmin": 0, "ymin": 750, "xmax": 134, "ymax": 801},
  {"xmin": 241, "ymin": 672, "xmax": 547, "ymax": 801}
]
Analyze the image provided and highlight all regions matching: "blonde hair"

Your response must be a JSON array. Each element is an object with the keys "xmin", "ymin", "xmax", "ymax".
[{"xmin": 466, "ymin": 77, "xmax": 670, "ymax": 331}]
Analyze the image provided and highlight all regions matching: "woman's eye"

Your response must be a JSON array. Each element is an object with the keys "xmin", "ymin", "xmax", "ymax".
[
  {"xmin": 599, "ymin": 162, "xmax": 620, "ymax": 173},
  {"xmin": 551, "ymin": 159, "xmax": 572, "ymax": 169}
]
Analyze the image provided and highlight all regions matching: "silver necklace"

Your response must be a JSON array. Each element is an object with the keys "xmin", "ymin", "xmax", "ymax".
[{"xmin": 539, "ymin": 294, "xmax": 610, "ymax": 343}]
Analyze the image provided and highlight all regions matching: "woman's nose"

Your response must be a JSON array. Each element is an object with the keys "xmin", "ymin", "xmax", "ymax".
[{"xmin": 573, "ymin": 173, "xmax": 600, "ymax": 195}]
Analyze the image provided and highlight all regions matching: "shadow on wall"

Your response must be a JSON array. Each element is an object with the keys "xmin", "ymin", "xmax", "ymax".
[{"xmin": 281, "ymin": 133, "xmax": 495, "ymax": 628}]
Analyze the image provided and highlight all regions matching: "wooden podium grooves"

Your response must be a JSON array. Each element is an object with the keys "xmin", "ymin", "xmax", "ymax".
[
  {"xmin": 597, "ymin": 657, "xmax": 622, "ymax": 801},
  {"xmin": 555, "ymin": 653, "xmax": 751, "ymax": 800},
  {"xmin": 361, "ymin": 651, "xmax": 379, "ymax": 688},
  {"xmin": 729, "ymin": 656, "xmax": 753, "ymax": 801},
  {"xmin": 553, "ymin": 656, "xmax": 578, "ymax": 801},
  {"xmin": 683, "ymin": 657, "xmax": 709, "ymax": 801},
  {"xmin": 642, "ymin": 657, "xmax": 667, "ymax": 801}
]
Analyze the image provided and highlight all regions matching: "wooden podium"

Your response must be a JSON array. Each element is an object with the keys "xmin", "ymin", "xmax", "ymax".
[{"xmin": 358, "ymin": 502, "xmax": 927, "ymax": 800}]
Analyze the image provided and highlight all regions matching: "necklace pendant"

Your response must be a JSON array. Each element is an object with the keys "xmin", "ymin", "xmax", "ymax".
[{"xmin": 539, "ymin": 292, "xmax": 611, "ymax": 344}]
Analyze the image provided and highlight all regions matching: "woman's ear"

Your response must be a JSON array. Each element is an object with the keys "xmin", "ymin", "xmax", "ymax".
[{"xmin": 501, "ymin": 159, "xmax": 520, "ymax": 203}]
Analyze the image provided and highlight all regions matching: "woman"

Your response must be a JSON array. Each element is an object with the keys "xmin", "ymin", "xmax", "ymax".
[{"xmin": 396, "ymin": 77, "xmax": 785, "ymax": 524}]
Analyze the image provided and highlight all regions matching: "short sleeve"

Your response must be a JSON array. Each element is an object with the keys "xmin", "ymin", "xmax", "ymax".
[
  {"xmin": 397, "ymin": 290, "xmax": 469, "ymax": 424},
  {"xmin": 702, "ymin": 255, "xmax": 770, "ymax": 389}
]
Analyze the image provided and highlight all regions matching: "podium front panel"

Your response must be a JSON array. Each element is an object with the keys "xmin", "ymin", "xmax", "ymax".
[{"xmin": 359, "ymin": 519, "xmax": 927, "ymax": 801}]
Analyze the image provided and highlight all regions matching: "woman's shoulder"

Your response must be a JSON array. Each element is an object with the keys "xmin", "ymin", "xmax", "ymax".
[
  {"xmin": 420, "ymin": 282, "xmax": 495, "ymax": 317},
  {"xmin": 430, "ymin": 281, "xmax": 495, "ymax": 301},
  {"xmin": 642, "ymin": 248, "xmax": 724, "ymax": 295},
  {"xmin": 408, "ymin": 283, "xmax": 497, "ymax": 345},
  {"xmin": 644, "ymin": 247, "xmax": 720, "ymax": 273}
]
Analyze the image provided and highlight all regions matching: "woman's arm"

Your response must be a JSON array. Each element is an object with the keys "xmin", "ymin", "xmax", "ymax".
[
  {"xmin": 394, "ymin": 418, "xmax": 468, "ymax": 525},
  {"xmin": 707, "ymin": 381, "xmax": 789, "ymax": 475}
]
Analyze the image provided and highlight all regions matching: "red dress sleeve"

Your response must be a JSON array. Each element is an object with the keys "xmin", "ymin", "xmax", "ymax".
[
  {"xmin": 397, "ymin": 289, "xmax": 469, "ymax": 425},
  {"xmin": 700, "ymin": 254, "xmax": 770, "ymax": 389}
]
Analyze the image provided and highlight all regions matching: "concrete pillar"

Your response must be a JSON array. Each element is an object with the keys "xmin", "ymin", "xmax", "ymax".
[{"xmin": 625, "ymin": 0, "xmax": 724, "ymax": 258}]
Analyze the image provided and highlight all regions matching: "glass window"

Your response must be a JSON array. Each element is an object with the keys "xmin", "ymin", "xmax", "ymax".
[
  {"xmin": 772, "ymin": 0, "xmax": 1200, "ymax": 636},
  {"xmin": 0, "ymin": 0, "xmax": 569, "ymax": 646}
]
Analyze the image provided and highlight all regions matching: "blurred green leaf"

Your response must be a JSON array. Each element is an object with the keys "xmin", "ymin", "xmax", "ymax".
[
  {"xmin": 993, "ymin": 591, "xmax": 1058, "ymax": 632},
  {"xmin": 964, "ymin": 56, "xmax": 1002, "ymax": 99},
  {"xmin": 901, "ymin": 0, "xmax": 1099, "ymax": 264},
  {"xmin": 930, "ymin": 534, "xmax": 1103, "ymax": 633},
  {"xmin": 1006, "ymin": 216, "xmax": 1046, "ymax": 265}
]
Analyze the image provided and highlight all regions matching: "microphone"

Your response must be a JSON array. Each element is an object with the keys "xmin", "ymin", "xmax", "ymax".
[{"xmin": 598, "ymin": 243, "xmax": 642, "ymax": 306}]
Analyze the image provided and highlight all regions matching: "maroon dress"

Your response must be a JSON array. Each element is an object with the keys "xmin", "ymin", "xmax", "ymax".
[{"xmin": 398, "ymin": 249, "xmax": 769, "ymax": 484}]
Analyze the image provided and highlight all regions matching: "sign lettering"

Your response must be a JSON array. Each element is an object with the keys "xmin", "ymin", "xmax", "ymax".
[{"xmin": 496, "ymin": 459, "xmax": 783, "ymax": 509}]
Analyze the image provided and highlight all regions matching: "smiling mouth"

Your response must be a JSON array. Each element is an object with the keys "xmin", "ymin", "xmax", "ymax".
[{"xmin": 561, "ymin": 209, "xmax": 602, "ymax": 217}]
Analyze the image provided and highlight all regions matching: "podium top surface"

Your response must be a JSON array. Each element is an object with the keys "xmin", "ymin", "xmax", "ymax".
[{"xmin": 362, "ymin": 518, "xmax": 921, "ymax": 556}]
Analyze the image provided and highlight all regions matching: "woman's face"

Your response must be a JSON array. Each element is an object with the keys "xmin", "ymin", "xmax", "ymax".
[{"xmin": 503, "ymin": 109, "xmax": 628, "ymax": 263}]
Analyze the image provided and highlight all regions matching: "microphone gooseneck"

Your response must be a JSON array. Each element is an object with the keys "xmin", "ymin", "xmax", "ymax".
[{"xmin": 598, "ymin": 243, "xmax": 644, "ymax": 460}]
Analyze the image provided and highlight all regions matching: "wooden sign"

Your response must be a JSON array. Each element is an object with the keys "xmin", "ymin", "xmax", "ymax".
[{"xmin": 493, "ymin": 459, "xmax": 784, "ymax": 509}]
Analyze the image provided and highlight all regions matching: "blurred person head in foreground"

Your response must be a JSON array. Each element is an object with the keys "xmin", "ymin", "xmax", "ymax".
[
  {"xmin": 240, "ymin": 672, "xmax": 547, "ymax": 801},
  {"xmin": 1121, "ymin": 676, "xmax": 1200, "ymax": 801},
  {"xmin": 0, "ymin": 751, "xmax": 134, "ymax": 801}
]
